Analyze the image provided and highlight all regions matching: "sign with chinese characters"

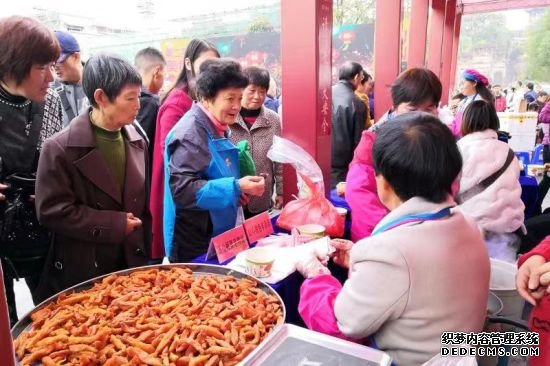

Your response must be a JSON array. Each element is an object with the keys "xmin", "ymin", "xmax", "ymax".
[
  {"xmin": 318, "ymin": 0, "xmax": 332, "ymax": 136},
  {"xmin": 243, "ymin": 212, "xmax": 274, "ymax": 244},
  {"xmin": 210, "ymin": 225, "xmax": 249, "ymax": 263}
]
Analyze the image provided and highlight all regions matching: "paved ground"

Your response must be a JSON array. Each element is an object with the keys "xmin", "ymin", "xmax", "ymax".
[{"xmin": 14, "ymin": 279, "xmax": 33, "ymax": 319}]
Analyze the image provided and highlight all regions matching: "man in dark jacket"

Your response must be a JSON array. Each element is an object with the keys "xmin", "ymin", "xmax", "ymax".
[
  {"xmin": 524, "ymin": 82, "xmax": 537, "ymax": 104},
  {"xmin": 134, "ymin": 47, "xmax": 166, "ymax": 162},
  {"xmin": 331, "ymin": 61, "xmax": 367, "ymax": 187}
]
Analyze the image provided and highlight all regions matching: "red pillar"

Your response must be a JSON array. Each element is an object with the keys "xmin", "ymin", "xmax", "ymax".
[
  {"xmin": 280, "ymin": 0, "xmax": 332, "ymax": 199},
  {"xmin": 440, "ymin": 0, "xmax": 457, "ymax": 106},
  {"xmin": 407, "ymin": 0, "xmax": 429, "ymax": 68},
  {"xmin": 0, "ymin": 264, "xmax": 15, "ymax": 366},
  {"xmin": 373, "ymin": 0, "xmax": 402, "ymax": 120},
  {"xmin": 449, "ymin": 9, "xmax": 463, "ymax": 98},
  {"xmin": 426, "ymin": 0, "xmax": 446, "ymax": 76}
]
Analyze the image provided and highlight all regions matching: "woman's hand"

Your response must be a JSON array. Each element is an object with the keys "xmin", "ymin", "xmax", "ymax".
[
  {"xmin": 516, "ymin": 255, "xmax": 549, "ymax": 305},
  {"xmin": 239, "ymin": 176, "xmax": 265, "ymax": 197},
  {"xmin": 336, "ymin": 182, "xmax": 346, "ymax": 197},
  {"xmin": 330, "ymin": 239, "xmax": 354, "ymax": 269},
  {"xmin": 125, "ymin": 212, "xmax": 142, "ymax": 235},
  {"xmin": 295, "ymin": 251, "xmax": 331, "ymax": 278},
  {"xmin": 541, "ymin": 267, "xmax": 550, "ymax": 287},
  {"xmin": 274, "ymin": 195, "xmax": 284, "ymax": 209},
  {"xmin": 0, "ymin": 183, "xmax": 7, "ymax": 201},
  {"xmin": 239, "ymin": 193, "xmax": 250, "ymax": 206}
]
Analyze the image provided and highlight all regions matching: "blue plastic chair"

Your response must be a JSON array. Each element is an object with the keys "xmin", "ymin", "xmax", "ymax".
[
  {"xmin": 515, "ymin": 151, "xmax": 530, "ymax": 176},
  {"xmin": 530, "ymin": 144, "xmax": 544, "ymax": 164}
]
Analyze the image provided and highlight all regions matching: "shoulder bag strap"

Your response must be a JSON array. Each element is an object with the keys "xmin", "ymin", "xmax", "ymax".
[{"xmin": 458, "ymin": 148, "xmax": 516, "ymax": 203}]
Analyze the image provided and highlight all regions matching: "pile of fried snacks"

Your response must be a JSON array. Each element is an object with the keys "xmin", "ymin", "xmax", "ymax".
[{"xmin": 14, "ymin": 266, "xmax": 284, "ymax": 365}]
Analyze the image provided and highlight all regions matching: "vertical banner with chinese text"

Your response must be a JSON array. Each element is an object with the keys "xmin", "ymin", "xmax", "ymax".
[{"xmin": 318, "ymin": 0, "xmax": 333, "ymax": 138}]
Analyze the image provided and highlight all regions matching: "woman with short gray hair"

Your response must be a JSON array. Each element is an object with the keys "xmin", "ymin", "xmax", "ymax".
[{"xmin": 35, "ymin": 54, "xmax": 151, "ymax": 301}]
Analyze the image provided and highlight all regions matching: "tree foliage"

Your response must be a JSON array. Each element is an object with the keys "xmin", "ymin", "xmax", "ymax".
[
  {"xmin": 458, "ymin": 12, "xmax": 512, "ymax": 59},
  {"xmin": 249, "ymin": 17, "xmax": 274, "ymax": 33},
  {"xmin": 333, "ymin": 0, "xmax": 375, "ymax": 26},
  {"xmin": 526, "ymin": 8, "xmax": 550, "ymax": 80}
]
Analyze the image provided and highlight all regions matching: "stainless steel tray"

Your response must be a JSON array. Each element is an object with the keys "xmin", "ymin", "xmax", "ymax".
[
  {"xmin": 12, "ymin": 263, "xmax": 286, "ymax": 361},
  {"xmin": 242, "ymin": 324, "xmax": 393, "ymax": 366}
]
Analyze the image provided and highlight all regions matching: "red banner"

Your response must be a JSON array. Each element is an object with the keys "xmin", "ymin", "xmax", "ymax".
[{"xmin": 243, "ymin": 212, "xmax": 274, "ymax": 244}]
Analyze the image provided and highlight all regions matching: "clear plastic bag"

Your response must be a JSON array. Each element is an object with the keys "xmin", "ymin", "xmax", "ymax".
[
  {"xmin": 267, "ymin": 136, "xmax": 323, "ymax": 198},
  {"xmin": 267, "ymin": 137, "xmax": 344, "ymax": 237},
  {"xmin": 255, "ymin": 229, "xmax": 319, "ymax": 248}
]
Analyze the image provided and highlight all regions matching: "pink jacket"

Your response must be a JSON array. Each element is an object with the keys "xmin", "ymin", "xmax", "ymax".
[
  {"xmin": 299, "ymin": 197, "xmax": 489, "ymax": 365},
  {"xmin": 518, "ymin": 237, "xmax": 550, "ymax": 366},
  {"xmin": 494, "ymin": 96, "xmax": 507, "ymax": 112},
  {"xmin": 450, "ymin": 95, "xmax": 484, "ymax": 138},
  {"xmin": 149, "ymin": 88, "xmax": 193, "ymax": 259},
  {"xmin": 345, "ymin": 130, "xmax": 389, "ymax": 241},
  {"xmin": 299, "ymin": 275, "xmax": 357, "ymax": 342}
]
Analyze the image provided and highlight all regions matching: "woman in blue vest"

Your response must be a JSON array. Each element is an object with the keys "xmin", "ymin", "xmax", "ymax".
[{"xmin": 165, "ymin": 59, "xmax": 265, "ymax": 262}]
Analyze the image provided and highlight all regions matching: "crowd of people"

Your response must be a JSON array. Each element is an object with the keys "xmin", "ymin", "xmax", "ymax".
[
  {"xmin": 1, "ymin": 14, "xmax": 550, "ymax": 366},
  {"xmin": 327, "ymin": 62, "xmax": 550, "ymax": 364},
  {"xmin": 0, "ymin": 17, "xmax": 282, "ymax": 327}
]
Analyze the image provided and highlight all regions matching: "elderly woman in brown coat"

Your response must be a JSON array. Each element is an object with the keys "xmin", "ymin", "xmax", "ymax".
[
  {"xmin": 229, "ymin": 66, "xmax": 283, "ymax": 217},
  {"xmin": 35, "ymin": 54, "xmax": 150, "ymax": 301}
]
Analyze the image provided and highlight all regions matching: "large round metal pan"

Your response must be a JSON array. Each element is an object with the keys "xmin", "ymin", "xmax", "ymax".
[{"xmin": 11, "ymin": 263, "xmax": 286, "ymax": 363}]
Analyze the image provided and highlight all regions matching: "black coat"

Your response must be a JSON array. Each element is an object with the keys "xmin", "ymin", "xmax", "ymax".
[
  {"xmin": 136, "ymin": 89, "xmax": 160, "ymax": 163},
  {"xmin": 331, "ymin": 80, "xmax": 367, "ymax": 187}
]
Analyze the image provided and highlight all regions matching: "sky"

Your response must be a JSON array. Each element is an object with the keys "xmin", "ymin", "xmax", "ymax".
[
  {"xmin": 5, "ymin": 0, "xmax": 530, "ymax": 31},
  {"xmin": 504, "ymin": 9, "xmax": 530, "ymax": 31},
  {"xmin": 4, "ymin": 0, "xmax": 279, "ymax": 26}
]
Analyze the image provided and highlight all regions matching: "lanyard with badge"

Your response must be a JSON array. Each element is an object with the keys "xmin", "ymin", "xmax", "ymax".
[
  {"xmin": 367, "ymin": 205, "xmax": 454, "ymax": 364},
  {"xmin": 371, "ymin": 207, "xmax": 454, "ymax": 236}
]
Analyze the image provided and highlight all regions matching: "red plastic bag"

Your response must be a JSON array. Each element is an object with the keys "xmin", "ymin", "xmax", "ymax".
[{"xmin": 277, "ymin": 174, "xmax": 344, "ymax": 237}]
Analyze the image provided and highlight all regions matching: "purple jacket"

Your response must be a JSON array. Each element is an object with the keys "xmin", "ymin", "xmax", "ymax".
[
  {"xmin": 539, "ymin": 103, "xmax": 550, "ymax": 145},
  {"xmin": 539, "ymin": 102, "xmax": 550, "ymax": 124}
]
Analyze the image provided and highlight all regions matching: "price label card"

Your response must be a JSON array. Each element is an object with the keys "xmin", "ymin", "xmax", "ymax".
[
  {"xmin": 243, "ymin": 211, "xmax": 274, "ymax": 243},
  {"xmin": 210, "ymin": 225, "xmax": 249, "ymax": 263}
]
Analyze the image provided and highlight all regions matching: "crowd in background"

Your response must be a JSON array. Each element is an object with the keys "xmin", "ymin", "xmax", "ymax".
[
  {"xmin": 0, "ymin": 16, "xmax": 282, "ymax": 327},
  {"xmin": 1, "ymin": 14, "xmax": 550, "ymax": 366}
]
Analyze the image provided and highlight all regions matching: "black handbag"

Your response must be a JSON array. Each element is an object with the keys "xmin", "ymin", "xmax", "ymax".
[{"xmin": 0, "ymin": 170, "xmax": 50, "ymax": 277}]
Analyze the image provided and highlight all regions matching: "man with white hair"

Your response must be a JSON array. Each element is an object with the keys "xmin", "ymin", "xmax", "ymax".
[{"xmin": 264, "ymin": 77, "xmax": 279, "ymax": 112}]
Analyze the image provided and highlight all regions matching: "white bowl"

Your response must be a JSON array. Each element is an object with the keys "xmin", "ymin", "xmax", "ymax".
[
  {"xmin": 296, "ymin": 224, "xmax": 326, "ymax": 239},
  {"xmin": 245, "ymin": 247, "xmax": 275, "ymax": 278},
  {"xmin": 528, "ymin": 164, "xmax": 545, "ymax": 177}
]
